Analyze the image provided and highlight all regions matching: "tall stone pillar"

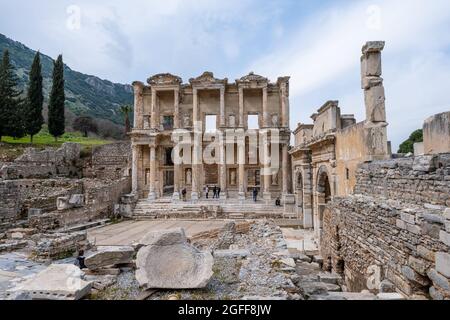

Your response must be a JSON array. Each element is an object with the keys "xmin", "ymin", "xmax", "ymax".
[
  {"xmin": 219, "ymin": 136, "xmax": 227, "ymax": 199},
  {"xmin": 262, "ymin": 86, "xmax": 269, "ymax": 128},
  {"xmin": 191, "ymin": 88, "xmax": 200, "ymax": 201},
  {"xmin": 151, "ymin": 88, "xmax": 157, "ymax": 130},
  {"xmin": 238, "ymin": 137, "xmax": 246, "ymax": 200},
  {"xmin": 280, "ymin": 83, "xmax": 289, "ymax": 128},
  {"xmin": 132, "ymin": 82, "xmax": 144, "ymax": 129},
  {"xmin": 238, "ymin": 87, "xmax": 244, "ymax": 128},
  {"xmin": 131, "ymin": 144, "xmax": 139, "ymax": 194},
  {"xmin": 220, "ymin": 87, "xmax": 226, "ymax": 127},
  {"xmin": 361, "ymin": 41, "xmax": 386, "ymax": 123},
  {"xmin": 282, "ymin": 144, "xmax": 289, "ymax": 194},
  {"xmin": 263, "ymin": 136, "xmax": 271, "ymax": 202},
  {"xmin": 148, "ymin": 145, "xmax": 157, "ymax": 200},
  {"xmin": 173, "ymin": 163, "xmax": 181, "ymax": 201},
  {"xmin": 361, "ymin": 41, "xmax": 389, "ymax": 161},
  {"xmin": 174, "ymin": 88, "xmax": 180, "ymax": 129}
]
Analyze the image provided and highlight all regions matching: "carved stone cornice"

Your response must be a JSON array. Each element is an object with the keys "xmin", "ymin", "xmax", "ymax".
[
  {"xmin": 189, "ymin": 71, "xmax": 227, "ymax": 88},
  {"xmin": 147, "ymin": 73, "xmax": 182, "ymax": 86},
  {"xmin": 236, "ymin": 72, "xmax": 269, "ymax": 88}
]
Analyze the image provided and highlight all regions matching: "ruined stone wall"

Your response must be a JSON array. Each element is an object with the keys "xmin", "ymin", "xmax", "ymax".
[
  {"xmin": 89, "ymin": 142, "xmax": 131, "ymax": 180},
  {"xmin": 321, "ymin": 155, "xmax": 450, "ymax": 299},
  {"xmin": 0, "ymin": 179, "xmax": 83, "ymax": 227},
  {"xmin": 29, "ymin": 177, "xmax": 131, "ymax": 231},
  {"xmin": 0, "ymin": 143, "xmax": 82, "ymax": 180}
]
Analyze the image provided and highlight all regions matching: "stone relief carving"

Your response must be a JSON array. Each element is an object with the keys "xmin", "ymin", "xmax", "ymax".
[
  {"xmin": 185, "ymin": 168, "xmax": 192, "ymax": 185},
  {"xmin": 271, "ymin": 114, "xmax": 279, "ymax": 127},
  {"xmin": 238, "ymin": 72, "xmax": 268, "ymax": 83},
  {"xmin": 147, "ymin": 73, "xmax": 182, "ymax": 86},
  {"xmin": 230, "ymin": 169, "xmax": 237, "ymax": 186},
  {"xmin": 183, "ymin": 114, "xmax": 191, "ymax": 128}
]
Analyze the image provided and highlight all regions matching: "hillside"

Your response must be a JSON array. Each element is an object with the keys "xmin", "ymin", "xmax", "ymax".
[{"xmin": 0, "ymin": 33, "xmax": 133, "ymax": 125}]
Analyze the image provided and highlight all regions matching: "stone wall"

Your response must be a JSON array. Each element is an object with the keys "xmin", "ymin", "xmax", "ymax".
[
  {"xmin": 321, "ymin": 155, "xmax": 450, "ymax": 299},
  {"xmin": 88, "ymin": 142, "xmax": 131, "ymax": 180},
  {"xmin": 0, "ymin": 143, "xmax": 82, "ymax": 180},
  {"xmin": 0, "ymin": 179, "xmax": 83, "ymax": 228},
  {"xmin": 29, "ymin": 177, "xmax": 131, "ymax": 231}
]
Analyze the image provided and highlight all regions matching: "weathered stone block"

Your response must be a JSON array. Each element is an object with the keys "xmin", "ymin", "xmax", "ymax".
[
  {"xmin": 412, "ymin": 155, "xmax": 436, "ymax": 172},
  {"xmin": 400, "ymin": 212, "xmax": 416, "ymax": 224},
  {"xmin": 364, "ymin": 85, "xmax": 386, "ymax": 123},
  {"xmin": 408, "ymin": 256, "xmax": 429, "ymax": 275},
  {"xmin": 417, "ymin": 245, "xmax": 435, "ymax": 262},
  {"xmin": 440, "ymin": 230, "xmax": 450, "ymax": 246},
  {"xmin": 406, "ymin": 223, "xmax": 421, "ymax": 235},
  {"xmin": 427, "ymin": 269, "xmax": 450, "ymax": 291},
  {"xmin": 429, "ymin": 286, "xmax": 444, "ymax": 300},
  {"xmin": 401, "ymin": 266, "xmax": 430, "ymax": 286},
  {"xmin": 444, "ymin": 208, "xmax": 450, "ymax": 220},
  {"xmin": 85, "ymin": 246, "xmax": 135, "ymax": 270},
  {"xmin": 436, "ymin": 252, "xmax": 450, "ymax": 278},
  {"xmin": 396, "ymin": 219, "xmax": 407, "ymax": 230},
  {"xmin": 8, "ymin": 264, "xmax": 91, "ymax": 300}
]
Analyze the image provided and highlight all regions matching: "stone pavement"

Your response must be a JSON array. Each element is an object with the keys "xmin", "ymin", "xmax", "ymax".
[
  {"xmin": 281, "ymin": 228, "xmax": 319, "ymax": 255},
  {"xmin": 88, "ymin": 220, "xmax": 229, "ymax": 246}
]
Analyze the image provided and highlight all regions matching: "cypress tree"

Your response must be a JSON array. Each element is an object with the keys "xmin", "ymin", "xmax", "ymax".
[
  {"xmin": 48, "ymin": 55, "xmax": 65, "ymax": 141},
  {"xmin": 0, "ymin": 49, "xmax": 25, "ymax": 140},
  {"xmin": 25, "ymin": 51, "xmax": 44, "ymax": 143}
]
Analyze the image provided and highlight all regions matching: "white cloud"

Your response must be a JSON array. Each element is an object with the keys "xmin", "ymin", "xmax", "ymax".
[{"xmin": 248, "ymin": 0, "xmax": 450, "ymax": 150}]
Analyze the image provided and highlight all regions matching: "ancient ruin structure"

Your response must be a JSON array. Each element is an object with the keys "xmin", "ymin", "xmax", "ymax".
[
  {"xmin": 290, "ymin": 41, "xmax": 390, "ymax": 233},
  {"xmin": 129, "ymin": 72, "xmax": 292, "ymax": 203}
]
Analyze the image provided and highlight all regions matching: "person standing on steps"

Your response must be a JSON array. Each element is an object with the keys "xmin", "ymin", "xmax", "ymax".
[
  {"xmin": 252, "ymin": 187, "xmax": 258, "ymax": 202},
  {"xmin": 213, "ymin": 186, "xmax": 217, "ymax": 199},
  {"xmin": 205, "ymin": 186, "xmax": 209, "ymax": 199},
  {"xmin": 217, "ymin": 186, "xmax": 221, "ymax": 199}
]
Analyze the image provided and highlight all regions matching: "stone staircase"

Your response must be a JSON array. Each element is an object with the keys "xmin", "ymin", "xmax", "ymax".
[{"xmin": 132, "ymin": 197, "xmax": 289, "ymax": 221}]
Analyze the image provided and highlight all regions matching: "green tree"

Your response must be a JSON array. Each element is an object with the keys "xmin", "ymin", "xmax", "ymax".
[
  {"xmin": 119, "ymin": 105, "xmax": 133, "ymax": 134},
  {"xmin": 25, "ymin": 51, "xmax": 44, "ymax": 143},
  {"xmin": 72, "ymin": 116, "xmax": 98, "ymax": 137},
  {"xmin": 48, "ymin": 55, "xmax": 65, "ymax": 141},
  {"xmin": 0, "ymin": 49, "xmax": 25, "ymax": 140},
  {"xmin": 398, "ymin": 129, "xmax": 423, "ymax": 154}
]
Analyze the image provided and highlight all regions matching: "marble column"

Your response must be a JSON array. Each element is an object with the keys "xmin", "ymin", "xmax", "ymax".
[
  {"xmin": 219, "ymin": 137, "xmax": 227, "ymax": 199},
  {"xmin": 281, "ymin": 84, "xmax": 289, "ymax": 128},
  {"xmin": 151, "ymin": 88, "xmax": 157, "ymax": 129},
  {"xmin": 263, "ymin": 137, "xmax": 271, "ymax": 201},
  {"xmin": 220, "ymin": 87, "xmax": 226, "ymax": 127},
  {"xmin": 238, "ymin": 87, "xmax": 244, "ymax": 127},
  {"xmin": 262, "ymin": 86, "xmax": 268, "ymax": 128},
  {"xmin": 133, "ymin": 83, "xmax": 144, "ymax": 129},
  {"xmin": 148, "ymin": 145, "xmax": 157, "ymax": 200},
  {"xmin": 131, "ymin": 144, "xmax": 139, "ymax": 194},
  {"xmin": 282, "ymin": 144, "xmax": 289, "ymax": 194},
  {"xmin": 174, "ymin": 88, "xmax": 180, "ymax": 129},
  {"xmin": 191, "ymin": 88, "xmax": 199, "ymax": 201},
  {"xmin": 238, "ymin": 138, "xmax": 246, "ymax": 200},
  {"xmin": 173, "ymin": 162, "xmax": 181, "ymax": 200}
]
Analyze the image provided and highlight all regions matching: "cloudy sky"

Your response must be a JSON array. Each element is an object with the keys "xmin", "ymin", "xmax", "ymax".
[{"xmin": 1, "ymin": 0, "xmax": 450, "ymax": 150}]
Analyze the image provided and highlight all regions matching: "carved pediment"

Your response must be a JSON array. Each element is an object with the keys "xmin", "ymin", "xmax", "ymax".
[
  {"xmin": 189, "ymin": 71, "xmax": 227, "ymax": 86},
  {"xmin": 237, "ymin": 72, "xmax": 268, "ymax": 84},
  {"xmin": 147, "ymin": 73, "xmax": 182, "ymax": 86}
]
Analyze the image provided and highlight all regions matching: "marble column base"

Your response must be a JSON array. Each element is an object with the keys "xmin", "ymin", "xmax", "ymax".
[
  {"xmin": 191, "ymin": 192, "xmax": 199, "ymax": 201},
  {"xmin": 148, "ymin": 191, "xmax": 157, "ymax": 201}
]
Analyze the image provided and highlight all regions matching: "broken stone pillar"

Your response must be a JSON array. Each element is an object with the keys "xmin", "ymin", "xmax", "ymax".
[
  {"xmin": 135, "ymin": 228, "xmax": 214, "ymax": 289},
  {"xmin": 85, "ymin": 246, "xmax": 135, "ymax": 270},
  {"xmin": 361, "ymin": 41, "xmax": 386, "ymax": 124}
]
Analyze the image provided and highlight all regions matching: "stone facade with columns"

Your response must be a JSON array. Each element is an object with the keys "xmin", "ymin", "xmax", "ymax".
[
  {"xmin": 290, "ymin": 41, "xmax": 390, "ymax": 234},
  {"xmin": 130, "ymin": 72, "xmax": 292, "ymax": 202}
]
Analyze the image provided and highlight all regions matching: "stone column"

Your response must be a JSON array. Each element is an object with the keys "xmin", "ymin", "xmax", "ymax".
[
  {"xmin": 131, "ymin": 144, "xmax": 139, "ymax": 194},
  {"xmin": 151, "ymin": 88, "xmax": 157, "ymax": 129},
  {"xmin": 148, "ymin": 145, "xmax": 157, "ymax": 200},
  {"xmin": 174, "ymin": 88, "xmax": 180, "ymax": 129},
  {"xmin": 219, "ymin": 136, "xmax": 227, "ymax": 199},
  {"xmin": 282, "ymin": 144, "xmax": 289, "ymax": 194},
  {"xmin": 220, "ymin": 86, "xmax": 226, "ymax": 127},
  {"xmin": 263, "ymin": 136, "xmax": 271, "ymax": 202},
  {"xmin": 133, "ymin": 82, "xmax": 144, "ymax": 129},
  {"xmin": 191, "ymin": 88, "xmax": 200, "ymax": 201},
  {"xmin": 238, "ymin": 137, "xmax": 246, "ymax": 200},
  {"xmin": 238, "ymin": 87, "xmax": 244, "ymax": 127},
  {"xmin": 280, "ymin": 83, "xmax": 289, "ymax": 128},
  {"xmin": 173, "ymin": 163, "xmax": 181, "ymax": 201},
  {"xmin": 262, "ymin": 86, "xmax": 268, "ymax": 128}
]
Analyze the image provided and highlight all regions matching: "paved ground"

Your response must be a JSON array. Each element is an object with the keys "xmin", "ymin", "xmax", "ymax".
[
  {"xmin": 88, "ymin": 220, "xmax": 229, "ymax": 246},
  {"xmin": 281, "ymin": 228, "xmax": 319, "ymax": 255}
]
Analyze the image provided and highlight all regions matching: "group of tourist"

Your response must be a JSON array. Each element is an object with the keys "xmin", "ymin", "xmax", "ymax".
[{"xmin": 204, "ymin": 185, "xmax": 221, "ymax": 199}]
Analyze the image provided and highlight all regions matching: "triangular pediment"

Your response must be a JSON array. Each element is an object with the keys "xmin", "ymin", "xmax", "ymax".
[{"xmin": 147, "ymin": 73, "xmax": 182, "ymax": 86}]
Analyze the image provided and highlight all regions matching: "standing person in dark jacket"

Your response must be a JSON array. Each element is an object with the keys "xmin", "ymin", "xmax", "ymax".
[{"xmin": 252, "ymin": 187, "xmax": 258, "ymax": 202}]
